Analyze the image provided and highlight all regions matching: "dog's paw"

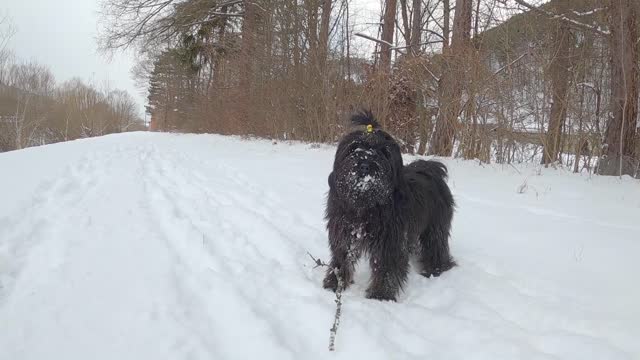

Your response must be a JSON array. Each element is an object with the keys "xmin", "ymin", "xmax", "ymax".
[
  {"xmin": 323, "ymin": 268, "xmax": 354, "ymax": 292},
  {"xmin": 365, "ymin": 288, "xmax": 397, "ymax": 302},
  {"xmin": 323, "ymin": 273, "xmax": 339, "ymax": 292},
  {"xmin": 421, "ymin": 261, "xmax": 456, "ymax": 278}
]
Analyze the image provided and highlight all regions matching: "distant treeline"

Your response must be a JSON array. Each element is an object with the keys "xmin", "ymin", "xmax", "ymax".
[{"xmin": 0, "ymin": 19, "xmax": 145, "ymax": 152}]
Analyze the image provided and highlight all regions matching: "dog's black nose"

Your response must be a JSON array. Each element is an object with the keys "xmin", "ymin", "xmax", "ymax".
[{"xmin": 359, "ymin": 162, "xmax": 370, "ymax": 173}]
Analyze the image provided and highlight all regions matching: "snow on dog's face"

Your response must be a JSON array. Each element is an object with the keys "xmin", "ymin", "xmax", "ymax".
[{"xmin": 330, "ymin": 128, "xmax": 402, "ymax": 209}]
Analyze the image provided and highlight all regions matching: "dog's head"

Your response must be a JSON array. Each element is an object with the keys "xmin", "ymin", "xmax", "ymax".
[{"xmin": 329, "ymin": 111, "xmax": 403, "ymax": 209}]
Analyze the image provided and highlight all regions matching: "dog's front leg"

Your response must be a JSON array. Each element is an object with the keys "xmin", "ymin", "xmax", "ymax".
[
  {"xmin": 323, "ymin": 244, "xmax": 357, "ymax": 292},
  {"xmin": 366, "ymin": 242, "xmax": 409, "ymax": 301},
  {"xmin": 323, "ymin": 223, "xmax": 358, "ymax": 292}
]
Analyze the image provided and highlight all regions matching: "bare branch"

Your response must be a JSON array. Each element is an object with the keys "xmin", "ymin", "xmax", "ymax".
[
  {"xmin": 492, "ymin": 50, "xmax": 529, "ymax": 76},
  {"xmin": 571, "ymin": 8, "xmax": 605, "ymax": 17},
  {"xmin": 306, "ymin": 252, "xmax": 329, "ymax": 268},
  {"xmin": 0, "ymin": 13, "xmax": 16, "ymax": 57},
  {"xmin": 375, "ymin": 40, "xmax": 443, "ymax": 53},
  {"xmin": 511, "ymin": 0, "xmax": 609, "ymax": 36},
  {"xmin": 422, "ymin": 63, "xmax": 440, "ymax": 83},
  {"xmin": 98, "ymin": 0, "xmax": 245, "ymax": 52},
  {"xmin": 354, "ymin": 32, "xmax": 407, "ymax": 55},
  {"xmin": 457, "ymin": 50, "xmax": 531, "ymax": 118},
  {"xmin": 217, "ymin": 0, "xmax": 243, "ymax": 7},
  {"xmin": 354, "ymin": 32, "xmax": 395, "ymax": 47}
]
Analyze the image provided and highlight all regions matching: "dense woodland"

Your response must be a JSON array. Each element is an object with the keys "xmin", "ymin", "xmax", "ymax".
[
  {"xmin": 99, "ymin": 0, "xmax": 638, "ymax": 177},
  {"xmin": 0, "ymin": 15, "xmax": 145, "ymax": 152}
]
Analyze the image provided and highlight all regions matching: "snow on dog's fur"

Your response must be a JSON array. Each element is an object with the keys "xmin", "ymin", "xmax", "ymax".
[{"xmin": 324, "ymin": 111, "xmax": 456, "ymax": 301}]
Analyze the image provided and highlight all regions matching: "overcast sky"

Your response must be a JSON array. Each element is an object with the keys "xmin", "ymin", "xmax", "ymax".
[{"xmin": 3, "ymin": 0, "xmax": 145, "ymax": 115}]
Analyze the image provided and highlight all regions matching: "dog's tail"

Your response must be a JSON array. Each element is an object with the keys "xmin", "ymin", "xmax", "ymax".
[
  {"xmin": 407, "ymin": 159, "xmax": 449, "ymax": 181},
  {"xmin": 350, "ymin": 110, "xmax": 381, "ymax": 129}
]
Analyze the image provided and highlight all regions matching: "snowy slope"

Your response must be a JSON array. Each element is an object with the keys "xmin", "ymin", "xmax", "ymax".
[{"xmin": 1, "ymin": 133, "xmax": 639, "ymax": 360}]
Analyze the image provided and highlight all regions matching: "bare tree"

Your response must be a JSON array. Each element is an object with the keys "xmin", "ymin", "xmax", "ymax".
[
  {"xmin": 429, "ymin": 0, "xmax": 473, "ymax": 156},
  {"xmin": 409, "ymin": 0, "xmax": 421, "ymax": 55},
  {"xmin": 380, "ymin": 0, "xmax": 398, "ymax": 71},
  {"xmin": 98, "ymin": 0, "xmax": 243, "ymax": 52},
  {"xmin": 598, "ymin": 0, "xmax": 638, "ymax": 176},
  {"xmin": 107, "ymin": 89, "xmax": 140, "ymax": 132},
  {"xmin": 542, "ymin": 18, "xmax": 573, "ymax": 165},
  {"xmin": 0, "ymin": 13, "xmax": 15, "ymax": 66},
  {"xmin": 238, "ymin": 0, "xmax": 258, "ymax": 129},
  {"xmin": 442, "ymin": 0, "xmax": 450, "ymax": 49},
  {"xmin": 5, "ymin": 62, "xmax": 55, "ymax": 149},
  {"xmin": 0, "ymin": 13, "xmax": 15, "ymax": 87}
]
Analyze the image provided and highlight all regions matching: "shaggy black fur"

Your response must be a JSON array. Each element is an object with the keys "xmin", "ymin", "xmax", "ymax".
[{"xmin": 323, "ymin": 111, "xmax": 455, "ymax": 301}]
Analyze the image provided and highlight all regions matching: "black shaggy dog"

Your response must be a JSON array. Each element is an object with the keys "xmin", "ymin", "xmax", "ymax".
[{"xmin": 323, "ymin": 111, "xmax": 455, "ymax": 301}]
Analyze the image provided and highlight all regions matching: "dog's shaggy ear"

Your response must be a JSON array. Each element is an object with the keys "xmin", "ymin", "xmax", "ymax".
[{"xmin": 350, "ymin": 110, "xmax": 380, "ymax": 129}]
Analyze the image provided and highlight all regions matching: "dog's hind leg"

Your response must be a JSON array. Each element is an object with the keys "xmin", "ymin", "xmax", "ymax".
[
  {"xmin": 366, "ymin": 243, "xmax": 409, "ymax": 301},
  {"xmin": 418, "ymin": 212, "xmax": 456, "ymax": 278}
]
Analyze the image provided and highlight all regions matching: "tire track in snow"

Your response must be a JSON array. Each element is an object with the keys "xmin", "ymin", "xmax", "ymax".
[
  {"xmin": 0, "ymin": 154, "xmax": 100, "ymax": 305},
  {"xmin": 142, "ymin": 146, "xmax": 304, "ymax": 359},
  {"xmin": 1, "ymin": 144, "xmax": 209, "ymax": 360}
]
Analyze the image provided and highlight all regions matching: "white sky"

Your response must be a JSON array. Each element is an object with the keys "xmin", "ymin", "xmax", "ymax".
[{"xmin": 3, "ymin": 0, "xmax": 145, "ymax": 116}]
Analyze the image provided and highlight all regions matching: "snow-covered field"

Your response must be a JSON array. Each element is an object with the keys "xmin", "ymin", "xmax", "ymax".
[{"xmin": 1, "ymin": 133, "xmax": 639, "ymax": 360}]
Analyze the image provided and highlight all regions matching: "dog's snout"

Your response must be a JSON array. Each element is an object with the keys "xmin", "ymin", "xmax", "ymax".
[{"xmin": 358, "ymin": 162, "xmax": 370, "ymax": 173}]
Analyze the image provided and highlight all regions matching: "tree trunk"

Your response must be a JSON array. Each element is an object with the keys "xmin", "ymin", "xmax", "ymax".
[
  {"xmin": 292, "ymin": 0, "xmax": 302, "ymax": 82},
  {"xmin": 542, "ymin": 23, "xmax": 572, "ymax": 165},
  {"xmin": 213, "ymin": 6, "xmax": 230, "ymax": 89},
  {"xmin": 399, "ymin": 0, "xmax": 411, "ymax": 46},
  {"xmin": 316, "ymin": 0, "xmax": 333, "ymax": 140},
  {"xmin": 410, "ymin": 0, "xmax": 421, "ymax": 55},
  {"xmin": 380, "ymin": 0, "xmax": 398, "ymax": 72},
  {"xmin": 473, "ymin": 0, "xmax": 480, "ymax": 37},
  {"xmin": 345, "ymin": 0, "xmax": 351, "ymax": 82},
  {"xmin": 598, "ymin": 0, "xmax": 638, "ymax": 176},
  {"xmin": 442, "ymin": 0, "xmax": 450, "ymax": 50},
  {"xmin": 306, "ymin": 0, "xmax": 319, "ymax": 63},
  {"xmin": 428, "ymin": 0, "xmax": 472, "ymax": 156},
  {"xmin": 239, "ymin": 0, "xmax": 258, "ymax": 131},
  {"xmin": 318, "ymin": 0, "xmax": 333, "ymax": 73},
  {"xmin": 574, "ymin": 81, "xmax": 586, "ymax": 173}
]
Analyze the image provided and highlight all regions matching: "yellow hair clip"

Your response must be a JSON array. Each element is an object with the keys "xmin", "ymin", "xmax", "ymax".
[{"xmin": 366, "ymin": 124, "xmax": 373, "ymax": 133}]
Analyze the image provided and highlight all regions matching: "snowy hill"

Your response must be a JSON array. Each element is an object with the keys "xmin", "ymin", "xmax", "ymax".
[{"xmin": 1, "ymin": 132, "xmax": 639, "ymax": 360}]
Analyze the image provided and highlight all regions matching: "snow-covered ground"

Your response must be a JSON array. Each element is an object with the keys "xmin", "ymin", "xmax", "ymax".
[{"xmin": 1, "ymin": 133, "xmax": 639, "ymax": 360}]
